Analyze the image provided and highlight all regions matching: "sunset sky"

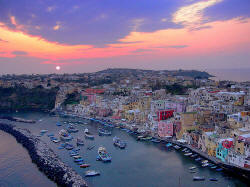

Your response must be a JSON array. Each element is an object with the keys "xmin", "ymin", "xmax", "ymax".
[{"xmin": 0, "ymin": 0, "xmax": 250, "ymax": 74}]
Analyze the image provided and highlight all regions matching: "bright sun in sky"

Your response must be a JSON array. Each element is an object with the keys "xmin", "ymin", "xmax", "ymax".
[{"xmin": 56, "ymin": 66, "xmax": 61, "ymax": 71}]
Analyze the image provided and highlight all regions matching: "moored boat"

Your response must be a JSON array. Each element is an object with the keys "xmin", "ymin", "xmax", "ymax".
[
  {"xmin": 166, "ymin": 143, "xmax": 172, "ymax": 148},
  {"xmin": 151, "ymin": 138, "xmax": 161, "ymax": 143},
  {"xmin": 85, "ymin": 170, "xmax": 100, "ymax": 177},
  {"xmin": 189, "ymin": 166, "xmax": 196, "ymax": 170},
  {"xmin": 184, "ymin": 153, "xmax": 192, "ymax": 156},
  {"xmin": 113, "ymin": 136, "xmax": 126, "ymax": 149},
  {"xmin": 84, "ymin": 129, "xmax": 95, "ymax": 139},
  {"xmin": 59, "ymin": 129, "xmax": 73, "ymax": 141},
  {"xmin": 98, "ymin": 128, "xmax": 112, "ymax": 136},
  {"xmin": 193, "ymin": 176, "xmax": 205, "ymax": 181},
  {"xmin": 209, "ymin": 178, "xmax": 218, "ymax": 181},
  {"xmin": 174, "ymin": 145, "xmax": 181, "ymax": 149},
  {"xmin": 98, "ymin": 146, "xmax": 112, "ymax": 162},
  {"xmin": 80, "ymin": 164, "xmax": 90, "ymax": 168},
  {"xmin": 65, "ymin": 143, "xmax": 74, "ymax": 150},
  {"xmin": 76, "ymin": 138, "xmax": 84, "ymax": 146},
  {"xmin": 67, "ymin": 125, "xmax": 79, "ymax": 133}
]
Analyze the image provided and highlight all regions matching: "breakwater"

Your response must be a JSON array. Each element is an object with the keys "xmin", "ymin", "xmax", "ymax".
[
  {"xmin": 0, "ymin": 116, "xmax": 36, "ymax": 123},
  {"xmin": 0, "ymin": 122, "xmax": 87, "ymax": 187}
]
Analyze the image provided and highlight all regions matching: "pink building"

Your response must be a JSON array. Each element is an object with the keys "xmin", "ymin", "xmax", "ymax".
[{"xmin": 158, "ymin": 121, "xmax": 173, "ymax": 138}]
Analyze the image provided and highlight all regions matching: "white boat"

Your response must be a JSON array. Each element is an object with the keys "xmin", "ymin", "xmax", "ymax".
[
  {"xmin": 84, "ymin": 129, "xmax": 94, "ymax": 139},
  {"xmin": 59, "ymin": 129, "xmax": 73, "ymax": 141},
  {"xmin": 201, "ymin": 160, "xmax": 208, "ymax": 164},
  {"xmin": 189, "ymin": 166, "xmax": 196, "ymax": 170},
  {"xmin": 85, "ymin": 170, "xmax": 100, "ymax": 177},
  {"xmin": 184, "ymin": 153, "xmax": 192, "ymax": 156},
  {"xmin": 98, "ymin": 146, "xmax": 111, "ymax": 162}
]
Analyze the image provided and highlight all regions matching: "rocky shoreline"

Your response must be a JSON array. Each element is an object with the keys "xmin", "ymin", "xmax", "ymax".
[{"xmin": 0, "ymin": 122, "xmax": 87, "ymax": 187}]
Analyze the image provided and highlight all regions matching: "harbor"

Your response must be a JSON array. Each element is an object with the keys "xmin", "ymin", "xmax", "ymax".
[{"xmin": 0, "ymin": 112, "xmax": 248, "ymax": 187}]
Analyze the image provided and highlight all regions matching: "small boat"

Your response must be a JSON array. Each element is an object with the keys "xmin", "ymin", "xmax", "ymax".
[
  {"xmin": 53, "ymin": 139, "xmax": 60, "ymax": 143},
  {"xmin": 70, "ymin": 152, "xmax": 79, "ymax": 157},
  {"xmin": 74, "ymin": 158, "xmax": 84, "ymax": 162},
  {"xmin": 80, "ymin": 164, "xmax": 90, "ymax": 168},
  {"xmin": 40, "ymin": 130, "xmax": 48, "ymax": 134},
  {"xmin": 211, "ymin": 166, "xmax": 217, "ymax": 169},
  {"xmin": 59, "ymin": 129, "xmax": 73, "ymax": 141},
  {"xmin": 84, "ymin": 129, "xmax": 94, "ymax": 139},
  {"xmin": 73, "ymin": 155, "xmax": 82, "ymax": 159},
  {"xmin": 184, "ymin": 153, "xmax": 192, "ymax": 156},
  {"xmin": 87, "ymin": 145, "xmax": 95, "ymax": 150},
  {"xmin": 98, "ymin": 128, "xmax": 112, "ymax": 136},
  {"xmin": 67, "ymin": 125, "xmax": 79, "ymax": 133},
  {"xmin": 98, "ymin": 146, "xmax": 112, "ymax": 162},
  {"xmin": 216, "ymin": 168, "xmax": 223, "ymax": 172},
  {"xmin": 151, "ymin": 138, "xmax": 161, "ymax": 143},
  {"xmin": 202, "ymin": 163, "xmax": 209, "ymax": 167},
  {"xmin": 58, "ymin": 146, "xmax": 64, "ymax": 149},
  {"xmin": 104, "ymin": 123, "xmax": 114, "ymax": 128},
  {"xmin": 193, "ymin": 176, "xmax": 205, "ymax": 181},
  {"xmin": 56, "ymin": 122, "xmax": 62, "ymax": 126},
  {"xmin": 166, "ymin": 143, "xmax": 172, "ymax": 148},
  {"xmin": 201, "ymin": 160, "xmax": 208, "ymax": 164},
  {"xmin": 77, "ymin": 161, "xmax": 84, "ymax": 165},
  {"xmin": 209, "ymin": 178, "xmax": 218, "ymax": 181},
  {"xmin": 47, "ymin": 133, "xmax": 54, "ymax": 137},
  {"xmin": 174, "ymin": 145, "xmax": 181, "ymax": 149},
  {"xmin": 189, "ymin": 166, "xmax": 196, "ymax": 170},
  {"xmin": 190, "ymin": 170, "xmax": 196, "ymax": 173},
  {"xmin": 141, "ymin": 136, "xmax": 152, "ymax": 141},
  {"xmin": 85, "ymin": 170, "xmax": 100, "ymax": 177},
  {"xmin": 195, "ymin": 157, "xmax": 202, "ymax": 161},
  {"xmin": 191, "ymin": 154, "xmax": 198, "ymax": 158},
  {"xmin": 182, "ymin": 148, "xmax": 187, "ymax": 152},
  {"xmin": 113, "ymin": 137, "xmax": 126, "ymax": 149},
  {"xmin": 76, "ymin": 138, "xmax": 84, "ymax": 146},
  {"xmin": 65, "ymin": 143, "xmax": 74, "ymax": 150}
]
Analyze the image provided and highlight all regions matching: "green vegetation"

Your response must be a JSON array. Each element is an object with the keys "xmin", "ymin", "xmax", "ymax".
[
  {"xmin": 63, "ymin": 91, "xmax": 81, "ymax": 105},
  {"xmin": 0, "ymin": 86, "xmax": 58, "ymax": 112}
]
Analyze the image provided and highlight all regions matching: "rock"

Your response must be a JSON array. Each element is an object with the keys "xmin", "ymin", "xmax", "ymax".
[{"xmin": 0, "ymin": 123, "xmax": 87, "ymax": 187}]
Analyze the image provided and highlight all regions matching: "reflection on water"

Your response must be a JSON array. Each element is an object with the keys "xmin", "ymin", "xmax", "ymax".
[
  {"xmin": 0, "ymin": 112, "xmax": 248, "ymax": 187},
  {"xmin": 0, "ymin": 130, "xmax": 56, "ymax": 187}
]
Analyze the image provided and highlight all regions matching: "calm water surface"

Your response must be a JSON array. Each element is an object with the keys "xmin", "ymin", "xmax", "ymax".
[{"xmin": 0, "ymin": 112, "xmax": 247, "ymax": 187}]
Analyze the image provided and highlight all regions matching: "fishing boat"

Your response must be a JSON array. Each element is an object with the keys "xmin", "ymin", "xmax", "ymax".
[
  {"xmin": 76, "ymin": 138, "xmax": 84, "ymax": 146},
  {"xmin": 84, "ymin": 129, "xmax": 94, "ymax": 139},
  {"xmin": 59, "ymin": 129, "xmax": 73, "ymax": 141},
  {"xmin": 67, "ymin": 125, "xmax": 79, "ymax": 133},
  {"xmin": 80, "ymin": 164, "xmax": 90, "ymax": 168},
  {"xmin": 98, "ymin": 128, "xmax": 112, "ymax": 136},
  {"xmin": 47, "ymin": 133, "xmax": 54, "ymax": 137},
  {"xmin": 193, "ymin": 176, "xmax": 205, "ymax": 181},
  {"xmin": 85, "ymin": 170, "xmax": 100, "ymax": 177},
  {"xmin": 189, "ymin": 166, "xmax": 196, "ymax": 170},
  {"xmin": 98, "ymin": 146, "xmax": 112, "ymax": 162},
  {"xmin": 184, "ymin": 153, "xmax": 192, "ymax": 156},
  {"xmin": 151, "ymin": 138, "xmax": 161, "ymax": 143},
  {"xmin": 209, "ymin": 178, "xmax": 218, "ymax": 181},
  {"xmin": 113, "ymin": 137, "xmax": 126, "ymax": 149}
]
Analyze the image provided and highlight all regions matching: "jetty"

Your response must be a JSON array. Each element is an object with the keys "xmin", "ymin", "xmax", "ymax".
[{"xmin": 0, "ymin": 122, "xmax": 87, "ymax": 187}]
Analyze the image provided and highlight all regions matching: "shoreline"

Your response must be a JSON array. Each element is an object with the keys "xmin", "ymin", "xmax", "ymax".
[
  {"xmin": 0, "ymin": 122, "xmax": 87, "ymax": 187},
  {"xmin": 60, "ymin": 111, "xmax": 250, "ymax": 182}
]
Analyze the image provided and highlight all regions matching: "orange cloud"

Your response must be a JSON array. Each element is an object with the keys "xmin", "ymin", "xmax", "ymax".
[
  {"xmin": 0, "ymin": 17, "xmax": 250, "ymax": 64},
  {"xmin": 173, "ymin": 0, "xmax": 223, "ymax": 27}
]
